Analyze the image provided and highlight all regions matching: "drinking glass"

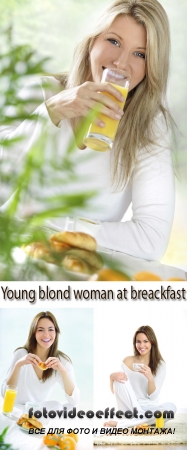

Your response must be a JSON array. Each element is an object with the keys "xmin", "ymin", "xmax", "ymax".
[
  {"xmin": 73, "ymin": 216, "xmax": 101, "ymax": 238},
  {"xmin": 156, "ymin": 413, "xmax": 165, "ymax": 428},
  {"xmin": 83, "ymin": 68, "xmax": 131, "ymax": 151},
  {"xmin": 2, "ymin": 385, "xmax": 18, "ymax": 415}
]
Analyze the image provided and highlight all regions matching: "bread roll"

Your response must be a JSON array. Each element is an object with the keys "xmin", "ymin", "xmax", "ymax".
[
  {"xmin": 49, "ymin": 238, "xmax": 71, "ymax": 252},
  {"xmin": 62, "ymin": 255, "xmax": 94, "ymax": 275},
  {"xmin": 50, "ymin": 231, "xmax": 96, "ymax": 251},
  {"xmin": 17, "ymin": 414, "xmax": 43, "ymax": 429},
  {"xmin": 66, "ymin": 248, "xmax": 103, "ymax": 271},
  {"xmin": 22, "ymin": 421, "xmax": 34, "ymax": 430},
  {"xmin": 17, "ymin": 414, "xmax": 29, "ymax": 425},
  {"xmin": 38, "ymin": 362, "xmax": 48, "ymax": 370},
  {"xmin": 22, "ymin": 242, "xmax": 55, "ymax": 264},
  {"xmin": 26, "ymin": 417, "xmax": 43, "ymax": 428},
  {"xmin": 136, "ymin": 423, "xmax": 149, "ymax": 430}
]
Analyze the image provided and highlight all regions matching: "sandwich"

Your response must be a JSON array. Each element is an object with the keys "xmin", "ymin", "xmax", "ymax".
[
  {"xmin": 37, "ymin": 362, "xmax": 48, "ymax": 370},
  {"xmin": 50, "ymin": 231, "xmax": 97, "ymax": 252}
]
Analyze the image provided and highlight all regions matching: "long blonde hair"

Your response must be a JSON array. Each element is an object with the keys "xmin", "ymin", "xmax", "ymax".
[{"xmin": 58, "ymin": 0, "xmax": 172, "ymax": 189}]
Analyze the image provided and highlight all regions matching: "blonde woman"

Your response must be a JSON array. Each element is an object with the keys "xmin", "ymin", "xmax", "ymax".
[
  {"xmin": 1, "ymin": 0, "xmax": 175, "ymax": 260},
  {"xmin": 1, "ymin": 311, "xmax": 80, "ymax": 406}
]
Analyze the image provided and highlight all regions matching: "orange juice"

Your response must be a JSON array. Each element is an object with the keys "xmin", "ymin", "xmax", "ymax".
[
  {"xmin": 84, "ymin": 84, "xmax": 128, "ymax": 151},
  {"xmin": 155, "ymin": 414, "xmax": 164, "ymax": 428},
  {"xmin": 2, "ymin": 388, "xmax": 17, "ymax": 413}
]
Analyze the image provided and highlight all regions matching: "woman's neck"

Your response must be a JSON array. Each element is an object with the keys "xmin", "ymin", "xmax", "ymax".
[
  {"xmin": 137, "ymin": 354, "xmax": 150, "ymax": 365},
  {"xmin": 35, "ymin": 346, "xmax": 49, "ymax": 361}
]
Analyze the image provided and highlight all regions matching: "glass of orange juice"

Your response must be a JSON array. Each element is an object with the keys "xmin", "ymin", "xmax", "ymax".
[
  {"xmin": 2, "ymin": 385, "xmax": 18, "ymax": 415},
  {"xmin": 156, "ymin": 413, "xmax": 165, "ymax": 428},
  {"xmin": 83, "ymin": 68, "xmax": 131, "ymax": 151}
]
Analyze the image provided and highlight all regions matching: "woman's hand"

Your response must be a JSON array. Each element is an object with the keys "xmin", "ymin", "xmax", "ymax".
[
  {"xmin": 110, "ymin": 372, "xmax": 128, "ymax": 383},
  {"xmin": 46, "ymin": 81, "xmax": 124, "ymax": 127},
  {"xmin": 138, "ymin": 364, "xmax": 153, "ymax": 381},
  {"xmin": 138, "ymin": 365, "xmax": 156, "ymax": 396},
  {"xmin": 16, "ymin": 353, "xmax": 41, "ymax": 368},
  {"xmin": 45, "ymin": 357, "xmax": 67, "ymax": 374},
  {"xmin": 104, "ymin": 421, "xmax": 117, "ymax": 427}
]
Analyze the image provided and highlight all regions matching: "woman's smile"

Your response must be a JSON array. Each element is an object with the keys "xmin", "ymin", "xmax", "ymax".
[
  {"xmin": 35, "ymin": 318, "xmax": 56, "ymax": 350},
  {"xmin": 136, "ymin": 333, "xmax": 152, "ymax": 357},
  {"xmin": 139, "ymin": 348, "xmax": 148, "ymax": 354}
]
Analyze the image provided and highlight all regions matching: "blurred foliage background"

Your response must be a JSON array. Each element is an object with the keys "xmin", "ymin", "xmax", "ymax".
[
  {"xmin": 0, "ymin": 0, "xmax": 187, "ymax": 271},
  {"xmin": 0, "ymin": 27, "xmax": 99, "ymax": 280}
]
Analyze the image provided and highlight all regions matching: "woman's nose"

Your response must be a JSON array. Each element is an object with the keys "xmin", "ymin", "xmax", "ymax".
[{"xmin": 113, "ymin": 52, "xmax": 131, "ymax": 72}]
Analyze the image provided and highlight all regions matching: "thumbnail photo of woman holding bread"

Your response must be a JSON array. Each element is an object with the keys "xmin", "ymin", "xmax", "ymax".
[
  {"xmin": 104, "ymin": 325, "xmax": 176, "ymax": 428},
  {"xmin": 1, "ymin": 311, "xmax": 80, "ymax": 405},
  {"xmin": 1, "ymin": 0, "xmax": 175, "ymax": 262}
]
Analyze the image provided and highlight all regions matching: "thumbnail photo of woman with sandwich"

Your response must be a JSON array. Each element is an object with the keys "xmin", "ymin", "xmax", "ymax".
[{"xmin": 1, "ymin": 311, "xmax": 80, "ymax": 406}]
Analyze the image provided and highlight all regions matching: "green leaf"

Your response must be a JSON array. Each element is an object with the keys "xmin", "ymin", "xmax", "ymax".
[{"xmin": 0, "ymin": 426, "xmax": 19, "ymax": 449}]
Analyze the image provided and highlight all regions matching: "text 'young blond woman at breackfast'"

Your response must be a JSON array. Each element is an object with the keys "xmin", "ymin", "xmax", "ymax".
[{"xmin": 1, "ymin": 0, "xmax": 175, "ymax": 261}]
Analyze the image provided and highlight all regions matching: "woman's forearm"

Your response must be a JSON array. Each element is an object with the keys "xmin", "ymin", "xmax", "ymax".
[
  {"xmin": 59, "ymin": 370, "xmax": 75, "ymax": 396},
  {"xmin": 6, "ymin": 362, "xmax": 22, "ymax": 388},
  {"xmin": 110, "ymin": 376, "xmax": 114, "ymax": 394},
  {"xmin": 45, "ymin": 96, "xmax": 63, "ymax": 126},
  {"xmin": 147, "ymin": 378, "xmax": 156, "ymax": 396},
  {"xmin": 96, "ymin": 144, "xmax": 174, "ymax": 261}
]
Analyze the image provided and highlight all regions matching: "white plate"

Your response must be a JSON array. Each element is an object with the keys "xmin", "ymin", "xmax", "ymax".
[
  {"xmin": 63, "ymin": 269, "xmax": 89, "ymax": 281},
  {"xmin": 16, "ymin": 423, "xmax": 45, "ymax": 436},
  {"xmin": 16, "ymin": 423, "xmax": 31, "ymax": 434}
]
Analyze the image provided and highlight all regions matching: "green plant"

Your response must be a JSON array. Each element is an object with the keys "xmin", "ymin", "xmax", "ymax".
[
  {"xmin": 0, "ymin": 27, "xmax": 98, "ymax": 280},
  {"xmin": 0, "ymin": 427, "xmax": 18, "ymax": 450},
  {"xmin": 0, "ymin": 26, "xmax": 131, "ymax": 281}
]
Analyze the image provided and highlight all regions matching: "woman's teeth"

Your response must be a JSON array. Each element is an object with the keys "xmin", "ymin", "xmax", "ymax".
[{"xmin": 42, "ymin": 339, "xmax": 50, "ymax": 342}]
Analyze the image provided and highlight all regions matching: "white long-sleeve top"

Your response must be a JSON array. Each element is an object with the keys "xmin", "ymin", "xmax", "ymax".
[
  {"xmin": 122, "ymin": 360, "xmax": 166, "ymax": 407},
  {"xmin": 1, "ymin": 349, "xmax": 80, "ymax": 405},
  {"xmin": 0, "ymin": 77, "xmax": 175, "ymax": 260}
]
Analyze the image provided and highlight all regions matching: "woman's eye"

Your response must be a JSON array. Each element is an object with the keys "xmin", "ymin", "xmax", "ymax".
[
  {"xmin": 134, "ymin": 51, "xmax": 146, "ymax": 59},
  {"xmin": 107, "ymin": 38, "xmax": 120, "ymax": 47}
]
